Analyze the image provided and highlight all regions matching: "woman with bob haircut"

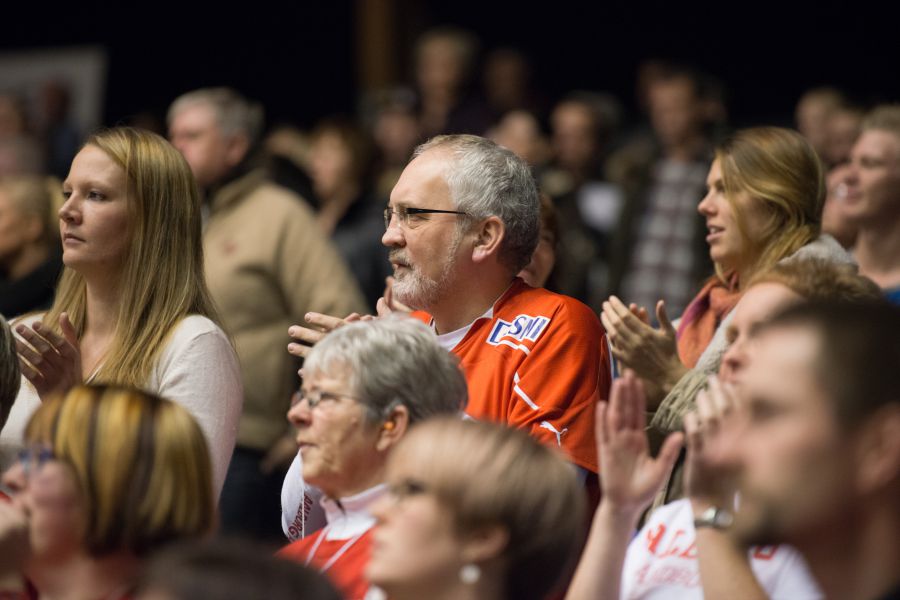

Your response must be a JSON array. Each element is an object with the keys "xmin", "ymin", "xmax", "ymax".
[
  {"xmin": 0, "ymin": 384, "xmax": 215, "ymax": 599},
  {"xmin": 1, "ymin": 127, "xmax": 241, "ymax": 495},
  {"xmin": 601, "ymin": 126, "xmax": 853, "ymax": 434},
  {"xmin": 365, "ymin": 417, "xmax": 586, "ymax": 600}
]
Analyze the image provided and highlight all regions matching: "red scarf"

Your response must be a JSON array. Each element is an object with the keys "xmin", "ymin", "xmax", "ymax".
[{"xmin": 676, "ymin": 275, "xmax": 742, "ymax": 368}]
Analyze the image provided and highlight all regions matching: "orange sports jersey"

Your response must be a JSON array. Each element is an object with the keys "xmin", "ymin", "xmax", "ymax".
[
  {"xmin": 417, "ymin": 279, "xmax": 610, "ymax": 473},
  {"xmin": 278, "ymin": 529, "xmax": 373, "ymax": 600}
]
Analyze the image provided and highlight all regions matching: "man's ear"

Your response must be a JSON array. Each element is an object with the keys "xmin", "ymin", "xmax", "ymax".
[
  {"xmin": 471, "ymin": 216, "xmax": 505, "ymax": 264},
  {"xmin": 375, "ymin": 403, "xmax": 410, "ymax": 452},
  {"xmin": 855, "ymin": 405, "xmax": 900, "ymax": 494},
  {"xmin": 460, "ymin": 524, "xmax": 509, "ymax": 564},
  {"xmin": 224, "ymin": 133, "xmax": 251, "ymax": 169}
]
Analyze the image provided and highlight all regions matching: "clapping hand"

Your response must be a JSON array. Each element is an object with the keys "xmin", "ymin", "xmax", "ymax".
[
  {"xmin": 684, "ymin": 375, "xmax": 740, "ymax": 508},
  {"xmin": 16, "ymin": 313, "xmax": 82, "ymax": 399},
  {"xmin": 287, "ymin": 312, "xmax": 372, "ymax": 360},
  {"xmin": 601, "ymin": 297, "xmax": 687, "ymax": 405}
]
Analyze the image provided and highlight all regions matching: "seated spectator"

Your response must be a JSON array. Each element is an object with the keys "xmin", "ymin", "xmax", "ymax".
[
  {"xmin": 602, "ymin": 127, "xmax": 852, "ymax": 431},
  {"xmin": 413, "ymin": 27, "xmax": 493, "ymax": 139},
  {"xmin": 607, "ymin": 64, "xmax": 715, "ymax": 318},
  {"xmin": 823, "ymin": 103, "xmax": 863, "ymax": 168},
  {"xmin": 795, "ymin": 87, "xmax": 845, "ymax": 161},
  {"xmin": 136, "ymin": 540, "xmax": 341, "ymax": 600},
  {"xmin": 366, "ymin": 417, "xmax": 585, "ymax": 600},
  {"xmin": 566, "ymin": 370, "xmax": 822, "ymax": 600},
  {"xmin": 307, "ymin": 118, "xmax": 391, "ymax": 309},
  {"xmin": 821, "ymin": 162, "xmax": 859, "ymax": 249},
  {"xmin": 841, "ymin": 104, "xmax": 900, "ymax": 302},
  {"xmin": 1, "ymin": 127, "xmax": 242, "ymax": 496},
  {"xmin": 0, "ymin": 384, "xmax": 215, "ymax": 598},
  {"xmin": 278, "ymin": 315, "xmax": 467, "ymax": 599},
  {"xmin": 0, "ymin": 316, "xmax": 19, "ymax": 462},
  {"xmin": 721, "ymin": 300, "xmax": 900, "ymax": 600},
  {"xmin": 0, "ymin": 176, "xmax": 64, "ymax": 317},
  {"xmin": 517, "ymin": 193, "xmax": 559, "ymax": 289}
]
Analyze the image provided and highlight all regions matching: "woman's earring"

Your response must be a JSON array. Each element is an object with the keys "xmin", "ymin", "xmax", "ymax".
[{"xmin": 459, "ymin": 563, "xmax": 481, "ymax": 584}]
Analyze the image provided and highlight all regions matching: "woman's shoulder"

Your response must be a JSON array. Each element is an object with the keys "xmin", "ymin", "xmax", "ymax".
[
  {"xmin": 787, "ymin": 234, "xmax": 855, "ymax": 266},
  {"xmin": 159, "ymin": 316, "xmax": 233, "ymax": 361}
]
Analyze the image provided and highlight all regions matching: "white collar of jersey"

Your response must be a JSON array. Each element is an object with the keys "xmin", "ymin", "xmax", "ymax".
[
  {"xmin": 319, "ymin": 484, "xmax": 387, "ymax": 540},
  {"xmin": 433, "ymin": 279, "xmax": 522, "ymax": 351}
]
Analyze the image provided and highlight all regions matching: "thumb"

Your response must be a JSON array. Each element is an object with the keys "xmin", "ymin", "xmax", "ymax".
[
  {"xmin": 59, "ymin": 313, "xmax": 78, "ymax": 347},
  {"xmin": 657, "ymin": 431, "xmax": 684, "ymax": 473},
  {"xmin": 656, "ymin": 300, "xmax": 675, "ymax": 336}
]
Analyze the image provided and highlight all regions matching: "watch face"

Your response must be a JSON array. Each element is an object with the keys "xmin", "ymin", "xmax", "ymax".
[{"xmin": 713, "ymin": 508, "xmax": 734, "ymax": 528}]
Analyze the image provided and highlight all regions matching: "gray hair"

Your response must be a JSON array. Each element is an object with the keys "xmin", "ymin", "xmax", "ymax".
[
  {"xmin": 167, "ymin": 87, "xmax": 265, "ymax": 145},
  {"xmin": 0, "ymin": 315, "xmax": 20, "ymax": 430},
  {"xmin": 414, "ymin": 134, "xmax": 540, "ymax": 273},
  {"xmin": 303, "ymin": 314, "xmax": 467, "ymax": 424}
]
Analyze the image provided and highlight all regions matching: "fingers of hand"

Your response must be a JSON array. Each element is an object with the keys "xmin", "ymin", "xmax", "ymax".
[
  {"xmin": 658, "ymin": 431, "xmax": 685, "ymax": 470},
  {"xmin": 684, "ymin": 411, "xmax": 703, "ymax": 453},
  {"xmin": 304, "ymin": 312, "xmax": 345, "ymax": 332},
  {"xmin": 596, "ymin": 401, "xmax": 609, "ymax": 446},
  {"xmin": 656, "ymin": 300, "xmax": 675, "ymax": 335},
  {"xmin": 708, "ymin": 375, "xmax": 734, "ymax": 417},
  {"xmin": 286, "ymin": 342, "xmax": 313, "ymax": 358}
]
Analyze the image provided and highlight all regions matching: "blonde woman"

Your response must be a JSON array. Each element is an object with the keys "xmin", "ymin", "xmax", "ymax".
[
  {"xmin": 0, "ymin": 385, "xmax": 215, "ymax": 599},
  {"xmin": 0, "ymin": 127, "xmax": 241, "ymax": 494},
  {"xmin": 601, "ymin": 127, "xmax": 853, "ymax": 431}
]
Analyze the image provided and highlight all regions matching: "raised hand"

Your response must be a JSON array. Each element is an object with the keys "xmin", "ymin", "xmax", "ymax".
[
  {"xmin": 684, "ymin": 375, "xmax": 740, "ymax": 508},
  {"xmin": 601, "ymin": 296, "xmax": 686, "ymax": 384},
  {"xmin": 16, "ymin": 313, "xmax": 82, "ymax": 399},
  {"xmin": 597, "ymin": 370, "xmax": 684, "ymax": 518}
]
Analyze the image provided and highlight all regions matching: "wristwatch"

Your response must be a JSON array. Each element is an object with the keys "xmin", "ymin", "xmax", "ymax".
[{"xmin": 693, "ymin": 506, "xmax": 734, "ymax": 530}]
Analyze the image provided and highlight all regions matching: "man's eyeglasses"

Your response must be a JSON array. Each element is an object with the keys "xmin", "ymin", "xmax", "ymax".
[
  {"xmin": 383, "ymin": 206, "xmax": 469, "ymax": 230},
  {"xmin": 291, "ymin": 388, "xmax": 360, "ymax": 410},
  {"xmin": 17, "ymin": 446, "xmax": 55, "ymax": 479}
]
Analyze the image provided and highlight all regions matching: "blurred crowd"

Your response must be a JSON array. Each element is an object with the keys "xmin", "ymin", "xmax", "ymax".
[{"xmin": 0, "ymin": 24, "xmax": 898, "ymax": 600}]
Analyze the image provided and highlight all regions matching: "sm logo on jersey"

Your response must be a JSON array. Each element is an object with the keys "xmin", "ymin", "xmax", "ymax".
[{"xmin": 487, "ymin": 314, "xmax": 550, "ymax": 349}]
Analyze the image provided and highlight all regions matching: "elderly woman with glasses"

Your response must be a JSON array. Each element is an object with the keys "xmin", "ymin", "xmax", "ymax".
[
  {"xmin": 0, "ymin": 384, "xmax": 214, "ymax": 599},
  {"xmin": 277, "ymin": 315, "xmax": 467, "ymax": 600}
]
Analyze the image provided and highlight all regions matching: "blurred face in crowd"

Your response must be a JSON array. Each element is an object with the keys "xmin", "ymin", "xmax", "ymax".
[
  {"xmin": 796, "ymin": 95, "xmax": 837, "ymax": 156},
  {"xmin": 417, "ymin": 37, "xmax": 466, "ymax": 100},
  {"xmin": 718, "ymin": 282, "xmax": 802, "ymax": 383},
  {"xmin": 697, "ymin": 158, "xmax": 770, "ymax": 275},
  {"xmin": 721, "ymin": 326, "xmax": 854, "ymax": 548},
  {"xmin": 551, "ymin": 101, "xmax": 596, "ymax": 173},
  {"xmin": 842, "ymin": 129, "xmax": 900, "ymax": 225},
  {"xmin": 492, "ymin": 110, "xmax": 547, "ymax": 167},
  {"xmin": 382, "ymin": 149, "xmax": 467, "ymax": 311},
  {"xmin": 374, "ymin": 109, "xmax": 420, "ymax": 166},
  {"xmin": 518, "ymin": 224, "xmax": 555, "ymax": 288},
  {"xmin": 287, "ymin": 366, "xmax": 385, "ymax": 499},
  {"xmin": 824, "ymin": 109, "xmax": 862, "ymax": 167},
  {"xmin": 0, "ymin": 190, "xmax": 40, "ymax": 271},
  {"xmin": 821, "ymin": 163, "xmax": 859, "ymax": 249},
  {"xmin": 309, "ymin": 131, "xmax": 354, "ymax": 201},
  {"xmin": 169, "ymin": 102, "xmax": 242, "ymax": 189},
  {"xmin": 367, "ymin": 453, "xmax": 473, "ymax": 596},
  {"xmin": 649, "ymin": 77, "xmax": 703, "ymax": 150},
  {"xmin": 2, "ymin": 448, "xmax": 85, "ymax": 573},
  {"xmin": 59, "ymin": 145, "xmax": 131, "ymax": 277}
]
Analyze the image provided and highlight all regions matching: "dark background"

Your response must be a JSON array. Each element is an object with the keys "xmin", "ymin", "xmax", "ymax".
[{"xmin": 3, "ymin": 0, "xmax": 898, "ymax": 130}]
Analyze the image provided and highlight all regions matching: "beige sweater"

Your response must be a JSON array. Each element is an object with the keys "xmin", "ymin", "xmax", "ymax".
[{"xmin": 204, "ymin": 170, "xmax": 367, "ymax": 451}]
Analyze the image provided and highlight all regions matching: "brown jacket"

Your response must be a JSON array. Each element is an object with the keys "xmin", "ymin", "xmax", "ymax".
[{"xmin": 204, "ymin": 170, "xmax": 367, "ymax": 450}]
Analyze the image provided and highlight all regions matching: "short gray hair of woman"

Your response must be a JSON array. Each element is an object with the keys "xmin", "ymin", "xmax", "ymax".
[
  {"xmin": 0, "ymin": 314, "xmax": 21, "ymax": 430},
  {"xmin": 302, "ymin": 314, "xmax": 468, "ymax": 424},
  {"xmin": 413, "ymin": 134, "xmax": 540, "ymax": 274}
]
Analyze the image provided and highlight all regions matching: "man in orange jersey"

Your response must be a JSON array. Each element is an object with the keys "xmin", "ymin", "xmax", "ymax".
[{"xmin": 291, "ymin": 134, "xmax": 610, "ymax": 478}]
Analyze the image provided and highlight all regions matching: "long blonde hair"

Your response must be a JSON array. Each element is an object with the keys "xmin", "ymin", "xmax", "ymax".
[
  {"xmin": 715, "ymin": 127, "xmax": 823, "ymax": 286},
  {"xmin": 45, "ymin": 127, "xmax": 220, "ymax": 387}
]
